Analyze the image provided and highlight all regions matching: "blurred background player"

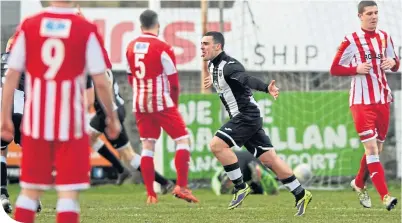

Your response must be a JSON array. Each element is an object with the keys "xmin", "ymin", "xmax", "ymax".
[
  {"xmin": 1, "ymin": 1, "xmax": 121, "ymax": 222},
  {"xmin": 211, "ymin": 151, "xmax": 279, "ymax": 196},
  {"xmin": 330, "ymin": 0, "xmax": 399, "ymax": 211},
  {"xmin": 202, "ymin": 31, "xmax": 312, "ymax": 216},
  {"xmin": 1, "ymin": 35, "xmax": 42, "ymax": 214},
  {"xmin": 126, "ymin": 9, "xmax": 198, "ymax": 204}
]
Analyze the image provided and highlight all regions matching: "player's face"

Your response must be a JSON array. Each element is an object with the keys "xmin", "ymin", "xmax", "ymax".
[
  {"xmin": 201, "ymin": 36, "xmax": 220, "ymax": 61},
  {"xmin": 359, "ymin": 6, "xmax": 378, "ymax": 31}
]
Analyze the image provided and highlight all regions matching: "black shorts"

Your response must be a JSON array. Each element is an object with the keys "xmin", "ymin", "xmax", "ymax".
[
  {"xmin": 215, "ymin": 115, "xmax": 273, "ymax": 158},
  {"xmin": 89, "ymin": 106, "xmax": 129, "ymax": 149}
]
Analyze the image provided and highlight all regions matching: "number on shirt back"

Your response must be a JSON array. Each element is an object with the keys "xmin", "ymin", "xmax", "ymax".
[
  {"xmin": 41, "ymin": 38, "xmax": 64, "ymax": 80},
  {"xmin": 135, "ymin": 53, "xmax": 146, "ymax": 79}
]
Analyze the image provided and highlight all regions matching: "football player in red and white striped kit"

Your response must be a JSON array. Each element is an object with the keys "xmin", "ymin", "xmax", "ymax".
[
  {"xmin": 126, "ymin": 9, "xmax": 198, "ymax": 204},
  {"xmin": 330, "ymin": 1, "xmax": 399, "ymax": 211},
  {"xmin": 1, "ymin": 1, "xmax": 121, "ymax": 222}
]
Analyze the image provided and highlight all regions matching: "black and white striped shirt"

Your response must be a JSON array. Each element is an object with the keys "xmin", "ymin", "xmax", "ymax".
[
  {"xmin": 86, "ymin": 69, "xmax": 125, "ymax": 114},
  {"xmin": 208, "ymin": 52, "xmax": 268, "ymax": 119}
]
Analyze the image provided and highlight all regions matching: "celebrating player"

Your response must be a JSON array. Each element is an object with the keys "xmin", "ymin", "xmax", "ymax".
[
  {"xmin": 126, "ymin": 9, "xmax": 198, "ymax": 204},
  {"xmin": 1, "ymin": 1, "xmax": 120, "ymax": 222},
  {"xmin": 202, "ymin": 31, "xmax": 312, "ymax": 216},
  {"xmin": 330, "ymin": 0, "xmax": 399, "ymax": 211}
]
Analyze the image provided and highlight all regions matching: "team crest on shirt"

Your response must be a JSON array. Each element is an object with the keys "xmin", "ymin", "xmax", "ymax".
[
  {"xmin": 218, "ymin": 69, "xmax": 223, "ymax": 77},
  {"xmin": 40, "ymin": 18, "xmax": 72, "ymax": 38}
]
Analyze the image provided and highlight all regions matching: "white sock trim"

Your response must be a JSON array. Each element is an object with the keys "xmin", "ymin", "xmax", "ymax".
[
  {"xmin": 92, "ymin": 139, "xmax": 104, "ymax": 152},
  {"xmin": 176, "ymin": 144, "xmax": 190, "ymax": 151},
  {"xmin": 130, "ymin": 154, "xmax": 141, "ymax": 169},
  {"xmin": 15, "ymin": 195, "xmax": 38, "ymax": 212},
  {"xmin": 285, "ymin": 179, "xmax": 301, "ymax": 191},
  {"xmin": 0, "ymin": 156, "xmax": 6, "ymax": 164},
  {"xmin": 141, "ymin": 150, "xmax": 154, "ymax": 158},
  {"xmin": 226, "ymin": 168, "xmax": 242, "ymax": 181},
  {"xmin": 366, "ymin": 155, "xmax": 380, "ymax": 164},
  {"xmin": 56, "ymin": 198, "xmax": 80, "ymax": 213}
]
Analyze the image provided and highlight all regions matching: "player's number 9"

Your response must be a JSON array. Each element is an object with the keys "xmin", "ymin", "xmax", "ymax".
[
  {"xmin": 41, "ymin": 38, "xmax": 64, "ymax": 80},
  {"xmin": 135, "ymin": 53, "xmax": 146, "ymax": 79}
]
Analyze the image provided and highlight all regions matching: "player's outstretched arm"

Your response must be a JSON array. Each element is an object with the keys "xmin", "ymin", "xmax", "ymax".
[
  {"xmin": 224, "ymin": 62, "xmax": 279, "ymax": 99},
  {"xmin": 224, "ymin": 61, "xmax": 268, "ymax": 92}
]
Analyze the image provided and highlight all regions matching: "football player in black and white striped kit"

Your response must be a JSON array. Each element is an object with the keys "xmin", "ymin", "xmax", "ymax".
[{"xmin": 201, "ymin": 31, "xmax": 312, "ymax": 216}]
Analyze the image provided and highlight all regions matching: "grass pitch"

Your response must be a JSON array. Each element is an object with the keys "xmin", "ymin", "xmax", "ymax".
[{"xmin": 4, "ymin": 183, "xmax": 401, "ymax": 223}]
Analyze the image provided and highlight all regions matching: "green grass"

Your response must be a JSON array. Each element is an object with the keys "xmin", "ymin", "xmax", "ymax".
[{"xmin": 4, "ymin": 183, "xmax": 401, "ymax": 223}]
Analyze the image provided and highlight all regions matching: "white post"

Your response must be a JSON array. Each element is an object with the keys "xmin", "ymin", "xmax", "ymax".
[{"xmin": 148, "ymin": 0, "xmax": 161, "ymax": 12}]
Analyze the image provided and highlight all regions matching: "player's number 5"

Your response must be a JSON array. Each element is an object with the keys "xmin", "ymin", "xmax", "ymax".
[
  {"xmin": 135, "ymin": 53, "xmax": 146, "ymax": 79},
  {"xmin": 41, "ymin": 38, "xmax": 64, "ymax": 80}
]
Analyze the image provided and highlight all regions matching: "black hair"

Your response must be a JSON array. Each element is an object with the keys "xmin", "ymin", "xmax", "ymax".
[
  {"xmin": 140, "ymin": 9, "xmax": 158, "ymax": 29},
  {"xmin": 204, "ymin": 31, "xmax": 225, "ymax": 50}
]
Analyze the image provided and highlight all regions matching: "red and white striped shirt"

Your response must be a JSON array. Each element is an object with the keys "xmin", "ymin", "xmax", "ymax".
[
  {"xmin": 126, "ymin": 33, "xmax": 179, "ymax": 113},
  {"xmin": 330, "ymin": 29, "xmax": 400, "ymax": 106},
  {"xmin": 7, "ymin": 7, "xmax": 107, "ymax": 141}
]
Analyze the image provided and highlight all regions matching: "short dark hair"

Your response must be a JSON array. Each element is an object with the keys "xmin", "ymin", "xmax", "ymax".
[
  {"xmin": 204, "ymin": 31, "xmax": 225, "ymax": 50},
  {"xmin": 358, "ymin": 1, "xmax": 377, "ymax": 14},
  {"xmin": 140, "ymin": 9, "xmax": 158, "ymax": 29}
]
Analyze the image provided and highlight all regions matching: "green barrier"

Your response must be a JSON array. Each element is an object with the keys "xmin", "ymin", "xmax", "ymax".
[{"xmin": 161, "ymin": 92, "xmax": 364, "ymax": 179}]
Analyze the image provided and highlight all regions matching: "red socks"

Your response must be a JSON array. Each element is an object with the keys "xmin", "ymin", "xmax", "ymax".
[
  {"xmin": 140, "ymin": 150, "xmax": 156, "ymax": 197},
  {"xmin": 56, "ymin": 199, "xmax": 80, "ymax": 223},
  {"xmin": 355, "ymin": 154, "xmax": 367, "ymax": 188},
  {"xmin": 366, "ymin": 155, "xmax": 389, "ymax": 200},
  {"xmin": 175, "ymin": 147, "xmax": 190, "ymax": 187},
  {"xmin": 14, "ymin": 195, "xmax": 37, "ymax": 223}
]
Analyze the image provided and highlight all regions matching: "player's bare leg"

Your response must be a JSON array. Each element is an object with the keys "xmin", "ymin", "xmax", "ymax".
[
  {"xmin": 210, "ymin": 136, "xmax": 251, "ymax": 209},
  {"xmin": 117, "ymin": 144, "xmax": 173, "ymax": 192},
  {"xmin": 139, "ymin": 139, "xmax": 158, "ymax": 204},
  {"xmin": 89, "ymin": 131, "xmax": 130, "ymax": 184},
  {"xmin": 258, "ymin": 149, "xmax": 312, "ymax": 216},
  {"xmin": 14, "ymin": 188, "xmax": 43, "ymax": 222},
  {"xmin": 363, "ymin": 139, "xmax": 397, "ymax": 210},
  {"xmin": 0, "ymin": 146, "xmax": 12, "ymax": 214},
  {"xmin": 171, "ymin": 137, "xmax": 199, "ymax": 203}
]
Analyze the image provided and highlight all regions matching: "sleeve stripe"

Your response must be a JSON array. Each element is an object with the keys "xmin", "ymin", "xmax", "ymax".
[
  {"xmin": 86, "ymin": 32, "xmax": 107, "ymax": 75},
  {"xmin": 7, "ymin": 31, "xmax": 26, "ymax": 72},
  {"xmin": 161, "ymin": 51, "xmax": 177, "ymax": 75}
]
